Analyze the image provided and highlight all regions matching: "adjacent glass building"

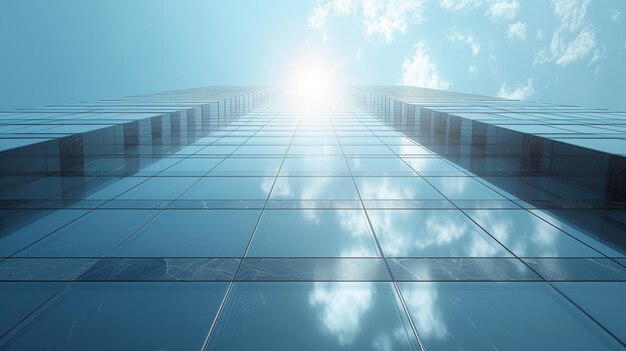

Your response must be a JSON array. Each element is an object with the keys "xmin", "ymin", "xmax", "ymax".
[{"xmin": 0, "ymin": 86, "xmax": 625, "ymax": 350}]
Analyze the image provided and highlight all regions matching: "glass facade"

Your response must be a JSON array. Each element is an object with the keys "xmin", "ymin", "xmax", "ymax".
[{"xmin": 0, "ymin": 86, "xmax": 625, "ymax": 350}]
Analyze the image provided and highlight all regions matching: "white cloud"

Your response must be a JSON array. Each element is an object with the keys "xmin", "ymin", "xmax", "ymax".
[
  {"xmin": 447, "ymin": 28, "xmax": 481, "ymax": 55},
  {"xmin": 536, "ymin": 28, "xmax": 545, "ymax": 41},
  {"xmin": 308, "ymin": 3, "xmax": 331, "ymax": 41},
  {"xmin": 588, "ymin": 47, "xmax": 606, "ymax": 65},
  {"xmin": 534, "ymin": 0, "xmax": 597, "ymax": 66},
  {"xmin": 468, "ymin": 65, "xmax": 478, "ymax": 73},
  {"xmin": 507, "ymin": 21, "xmax": 527, "ymax": 42},
  {"xmin": 486, "ymin": 0, "xmax": 520, "ymax": 22},
  {"xmin": 308, "ymin": 0, "xmax": 426, "ymax": 43},
  {"xmin": 498, "ymin": 78, "xmax": 535, "ymax": 100},
  {"xmin": 553, "ymin": 0, "xmax": 589, "ymax": 31},
  {"xmin": 361, "ymin": 0, "xmax": 426, "ymax": 42},
  {"xmin": 309, "ymin": 282, "xmax": 372, "ymax": 346},
  {"xmin": 554, "ymin": 26, "xmax": 596, "ymax": 65},
  {"xmin": 611, "ymin": 10, "xmax": 621, "ymax": 22},
  {"xmin": 332, "ymin": 0, "xmax": 359, "ymax": 14},
  {"xmin": 440, "ymin": 0, "xmax": 482, "ymax": 11},
  {"xmin": 401, "ymin": 42, "xmax": 451, "ymax": 90}
]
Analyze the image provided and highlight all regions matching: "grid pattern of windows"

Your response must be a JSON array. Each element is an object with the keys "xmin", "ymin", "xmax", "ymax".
[{"xmin": 0, "ymin": 88, "xmax": 625, "ymax": 350}]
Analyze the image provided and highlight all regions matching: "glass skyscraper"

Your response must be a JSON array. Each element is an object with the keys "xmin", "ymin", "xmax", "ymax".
[{"xmin": 0, "ymin": 86, "xmax": 624, "ymax": 350}]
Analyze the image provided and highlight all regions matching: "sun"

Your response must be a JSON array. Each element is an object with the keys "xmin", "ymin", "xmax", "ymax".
[
  {"xmin": 295, "ymin": 65, "xmax": 334, "ymax": 102},
  {"xmin": 280, "ymin": 55, "xmax": 343, "ymax": 106},
  {"xmin": 274, "ymin": 43, "xmax": 347, "ymax": 105}
]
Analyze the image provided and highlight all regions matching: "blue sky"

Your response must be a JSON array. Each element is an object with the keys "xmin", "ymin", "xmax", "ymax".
[{"xmin": 1, "ymin": 0, "xmax": 625, "ymax": 110}]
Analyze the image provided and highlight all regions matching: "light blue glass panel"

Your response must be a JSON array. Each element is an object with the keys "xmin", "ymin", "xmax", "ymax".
[
  {"xmin": 136, "ymin": 157, "xmax": 180, "ymax": 172},
  {"xmin": 340, "ymin": 137, "xmax": 384, "ymax": 145},
  {"xmin": 211, "ymin": 157, "xmax": 283, "ymax": 173},
  {"xmin": 499, "ymin": 124, "xmax": 568, "ymax": 134},
  {"xmin": 253, "ymin": 131, "xmax": 293, "ymax": 137},
  {"xmin": 342, "ymin": 145, "xmax": 394, "ymax": 155},
  {"xmin": 181, "ymin": 177, "xmax": 273, "ymax": 200},
  {"xmin": 288, "ymin": 145, "xmax": 343, "ymax": 155},
  {"xmin": 75, "ymin": 177, "xmax": 149, "ymax": 200},
  {"xmin": 281, "ymin": 157, "xmax": 348, "ymax": 173},
  {"xmin": 529, "ymin": 209, "xmax": 624, "ymax": 257},
  {"xmin": 556, "ymin": 282, "xmax": 626, "ymax": 343},
  {"xmin": 373, "ymin": 131, "xmax": 399, "ymax": 137},
  {"xmin": 425, "ymin": 177, "xmax": 506, "ymax": 200},
  {"xmin": 173, "ymin": 145, "xmax": 204, "ymax": 154},
  {"xmin": 347, "ymin": 158, "xmax": 415, "ymax": 173},
  {"xmin": 335, "ymin": 130, "xmax": 373, "ymax": 137},
  {"xmin": 291, "ymin": 136, "xmax": 339, "ymax": 145},
  {"xmin": 386, "ymin": 144, "xmax": 432, "ymax": 155},
  {"xmin": 402, "ymin": 158, "xmax": 461, "ymax": 173},
  {"xmin": 249, "ymin": 210, "xmax": 380, "ymax": 257},
  {"xmin": 196, "ymin": 145, "xmax": 239, "ymax": 155},
  {"xmin": 207, "ymin": 282, "xmax": 419, "ymax": 351},
  {"xmin": 117, "ymin": 177, "xmax": 199, "ymax": 200},
  {"xmin": 233, "ymin": 145, "xmax": 289, "ymax": 155},
  {"xmin": 227, "ymin": 131, "xmax": 255, "ymax": 137},
  {"xmin": 245, "ymin": 136, "xmax": 292, "ymax": 145},
  {"xmin": 465, "ymin": 210, "xmax": 601, "ymax": 257},
  {"xmin": 0, "ymin": 282, "xmax": 227, "ymax": 351},
  {"xmin": 17, "ymin": 210, "xmax": 155, "ymax": 257},
  {"xmin": 270, "ymin": 177, "xmax": 359, "ymax": 200},
  {"xmin": 112, "ymin": 210, "xmax": 260, "ymax": 257},
  {"xmin": 368, "ymin": 210, "xmax": 510, "ymax": 257},
  {"xmin": 164, "ymin": 158, "xmax": 223, "ymax": 172},
  {"xmin": 400, "ymin": 282, "xmax": 623, "ymax": 350},
  {"xmin": 196, "ymin": 136, "xmax": 220, "ymax": 145},
  {"xmin": 214, "ymin": 136, "xmax": 249, "ymax": 144},
  {"xmin": 355, "ymin": 177, "xmax": 444, "ymax": 200},
  {"xmin": 296, "ymin": 131, "xmax": 334, "ymax": 137}
]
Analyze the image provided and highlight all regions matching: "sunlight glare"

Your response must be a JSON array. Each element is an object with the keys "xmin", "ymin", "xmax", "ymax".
[{"xmin": 291, "ymin": 62, "xmax": 338, "ymax": 105}]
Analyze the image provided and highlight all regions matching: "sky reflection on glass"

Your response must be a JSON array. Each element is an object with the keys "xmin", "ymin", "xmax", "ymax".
[
  {"xmin": 250, "ymin": 210, "xmax": 379, "ymax": 257},
  {"xmin": 207, "ymin": 282, "xmax": 419, "ymax": 351},
  {"xmin": 400, "ymin": 282, "xmax": 623, "ymax": 350},
  {"xmin": 368, "ymin": 210, "xmax": 510, "ymax": 257}
]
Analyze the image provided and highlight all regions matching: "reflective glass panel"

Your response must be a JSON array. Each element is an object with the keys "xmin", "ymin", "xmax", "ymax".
[
  {"xmin": 270, "ymin": 177, "xmax": 359, "ymax": 200},
  {"xmin": 355, "ymin": 177, "xmax": 444, "ymax": 200},
  {"xmin": 113, "ymin": 210, "xmax": 260, "ymax": 257},
  {"xmin": 400, "ymin": 282, "xmax": 623, "ymax": 350},
  {"xmin": 118, "ymin": 177, "xmax": 199, "ymax": 200},
  {"xmin": 0, "ymin": 282, "xmax": 227, "ymax": 351},
  {"xmin": 425, "ymin": 177, "xmax": 506, "ymax": 200},
  {"xmin": 0, "ymin": 283, "xmax": 63, "ymax": 336},
  {"xmin": 207, "ymin": 282, "xmax": 419, "ymax": 351},
  {"xmin": 556, "ymin": 282, "xmax": 626, "ymax": 343},
  {"xmin": 368, "ymin": 210, "xmax": 510, "ymax": 257},
  {"xmin": 465, "ymin": 210, "xmax": 601, "ymax": 257},
  {"xmin": 249, "ymin": 210, "xmax": 380, "ymax": 257},
  {"xmin": 17, "ymin": 210, "xmax": 155, "ymax": 257},
  {"xmin": 181, "ymin": 177, "xmax": 274, "ymax": 200},
  {"xmin": 281, "ymin": 157, "xmax": 348, "ymax": 173},
  {"xmin": 0, "ymin": 210, "xmax": 87, "ymax": 256},
  {"xmin": 347, "ymin": 158, "xmax": 415, "ymax": 173},
  {"xmin": 211, "ymin": 157, "xmax": 283, "ymax": 173}
]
